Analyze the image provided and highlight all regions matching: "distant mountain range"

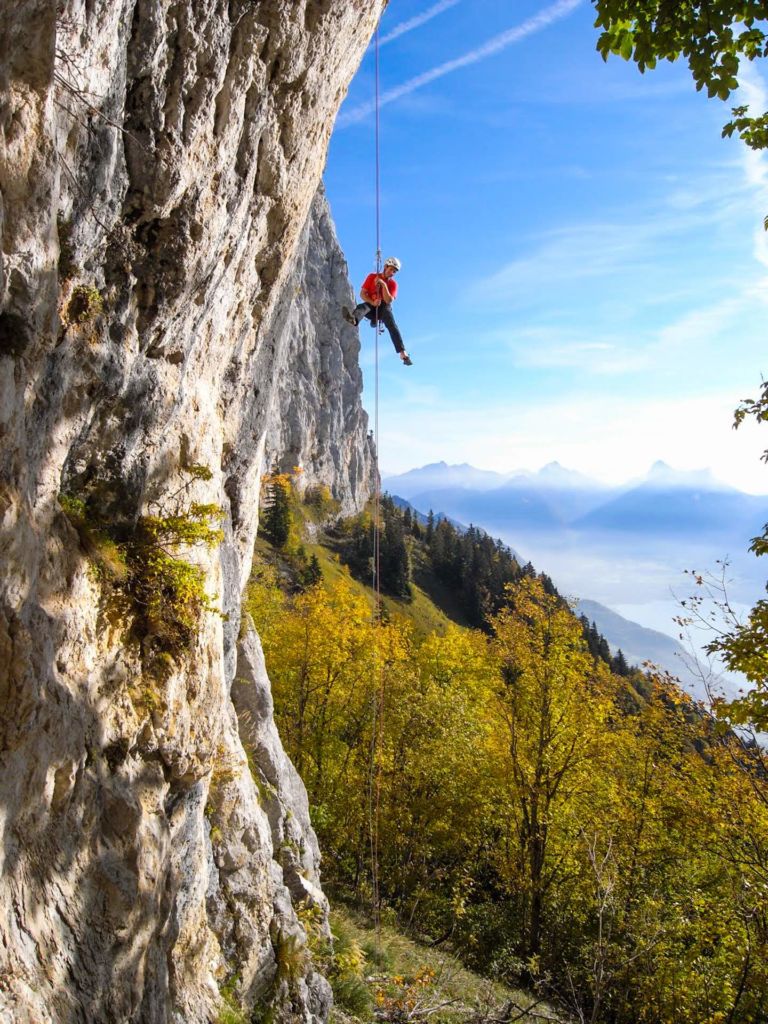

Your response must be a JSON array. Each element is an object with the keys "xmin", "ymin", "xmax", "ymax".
[
  {"xmin": 574, "ymin": 463, "xmax": 765, "ymax": 538},
  {"xmin": 383, "ymin": 460, "xmax": 766, "ymax": 540}
]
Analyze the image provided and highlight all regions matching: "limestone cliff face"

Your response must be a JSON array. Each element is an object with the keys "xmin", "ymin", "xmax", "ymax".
[
  {"xmin": 262, "ymin": 185, "xmax": 372, "ymax": 507},
  {"xmin": 0, "ymin": 3, "xmax": 382, "ymax": 1022}
]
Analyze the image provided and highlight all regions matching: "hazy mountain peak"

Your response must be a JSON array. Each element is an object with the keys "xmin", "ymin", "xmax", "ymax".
[
  {"xmin": 535, "ymin": 461, "xmax": 603, "ymax": 490},
  {"xmin": 644, "ymin": 461, "xmax": 726, "ymax": 490},
  {"xmin": 383, "ymin": 461, "xmax": 507, "ymax": 497}
]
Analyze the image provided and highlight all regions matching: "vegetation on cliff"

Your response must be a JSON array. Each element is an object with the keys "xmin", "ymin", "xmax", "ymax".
[{"xmin": 60, "ymin": 462, "xmax": 224, "ymax": 667}]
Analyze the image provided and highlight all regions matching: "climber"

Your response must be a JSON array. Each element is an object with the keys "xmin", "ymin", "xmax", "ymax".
[{"xmin": 342, "ymin": 257, "xmax": 412, "ymax": 366}]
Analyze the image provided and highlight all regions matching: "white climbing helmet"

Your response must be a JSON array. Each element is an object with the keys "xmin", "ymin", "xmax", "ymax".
[{"xmin": 383, "ymin": 256, "xmax": 401, "ymax": 271}]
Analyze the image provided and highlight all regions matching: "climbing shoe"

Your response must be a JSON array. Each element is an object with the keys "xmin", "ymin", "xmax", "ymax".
[{"xmin": 341, "ymin": 306, "xmax": 357, "ymax": 325}]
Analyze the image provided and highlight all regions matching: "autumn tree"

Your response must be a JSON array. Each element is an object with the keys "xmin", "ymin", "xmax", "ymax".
[
  {"xmin": 560, "ymin": 684, "xmax": 755, "ymax": 1023},
  {"xmin": 376, "ymin": 625, "xmax": 494, "ymax": 927},
  {"xmin": 690, "ymin": 381, "xmax": 768, "ymax": 727},
  {"xmin": 486, "ymin": 577, "xmax": 615, "ymax": 966}
]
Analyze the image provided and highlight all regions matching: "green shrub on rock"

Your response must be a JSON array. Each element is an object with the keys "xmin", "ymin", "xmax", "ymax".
[{"xmin": 59, "ymin": 464, "xmax": 224, "ymax": 660}]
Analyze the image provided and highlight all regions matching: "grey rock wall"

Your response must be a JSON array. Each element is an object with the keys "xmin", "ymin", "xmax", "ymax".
[
  {"xmin": 261, "ymin": 185, "xmax": 373, "ymax": 511},
  {"xmin": 0, "ymin": 2, "xmax": 382, "ymax": 1021}
]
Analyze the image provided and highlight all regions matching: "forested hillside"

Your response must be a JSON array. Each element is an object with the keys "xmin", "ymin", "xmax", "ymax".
[{"xmin": 247, "ymin": 475, "xmax": 768, "ymax": 1024}]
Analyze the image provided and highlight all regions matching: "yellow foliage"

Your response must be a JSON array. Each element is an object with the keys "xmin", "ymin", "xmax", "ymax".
[{"xmin": 247, "ymin": 564, "xmax": 768, "ymax": 1023}]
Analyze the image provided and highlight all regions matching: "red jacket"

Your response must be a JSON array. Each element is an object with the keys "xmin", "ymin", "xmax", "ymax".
[{"xmin": 362, "ymin": 271, "xmax": 398, "ymax": 302}]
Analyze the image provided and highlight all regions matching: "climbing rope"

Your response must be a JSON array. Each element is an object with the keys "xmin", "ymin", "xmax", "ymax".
[
  {"xmin": 373, "ymin": 15, "xmax": 382, "ymax": 618},
  {"xmin": 373, "ymin": 10, "xmax": 383, "ymax": 614},
  {"xmin": 368, "ymin": 19, "xmax": 384, "ymax": 944}
]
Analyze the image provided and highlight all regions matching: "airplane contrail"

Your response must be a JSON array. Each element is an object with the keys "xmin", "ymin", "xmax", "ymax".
[
  {"xmin": 379, "ymin": 0, "xmax": 462, "ymax": 46},
  {"xmin": 338, "ymin": 0, "xmax": 583, "ymax": 128}
]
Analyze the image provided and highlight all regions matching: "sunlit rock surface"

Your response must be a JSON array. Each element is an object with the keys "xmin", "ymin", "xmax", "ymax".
[{"xmin": 0, "ymin": 2, "xmax": 381, "ymax": 1021}]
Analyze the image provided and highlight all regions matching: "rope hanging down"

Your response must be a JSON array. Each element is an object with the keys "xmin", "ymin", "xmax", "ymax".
[
  {"xmin": 373, "ymin": 15, "xmax": 382, "ymax": 618},
  {"xmin": 368, "ymin": 20, "xmax": 384, "ymax": 943}
]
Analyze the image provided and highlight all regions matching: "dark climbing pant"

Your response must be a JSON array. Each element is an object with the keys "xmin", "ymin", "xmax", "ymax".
[{"xmin": 353, "ymin": 302, "xmax": 405, "ymax": 354}]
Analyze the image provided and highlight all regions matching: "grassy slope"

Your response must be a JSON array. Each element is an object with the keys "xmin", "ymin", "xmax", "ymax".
[
  {"xmin": 254, "ymin": 513, "xmax": 467, "ymax": 640},
  {"xmin": 328, "ymin": 906, "xmax": 564, "ymax": 1024}
]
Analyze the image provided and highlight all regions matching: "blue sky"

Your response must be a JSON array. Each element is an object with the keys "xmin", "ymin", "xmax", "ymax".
[{"xmin": 324, "ymin": 0, "xmax": 768, "ymax": 493}]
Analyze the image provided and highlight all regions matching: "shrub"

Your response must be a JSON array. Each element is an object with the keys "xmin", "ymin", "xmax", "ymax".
[
  {"xmin": 329, "ymin": 916, "xmax": 373, "ymax": 1018},
  {"xmin": 66, "ymin": 284, "xmax": 103, "ymax": 324},
  {"xmin": 217, "ymin": 972, "xmax": 248, "ymax": 1024},
  {"xmin": 304, "ymin": 483, "xmax": 340, "ymax": 519},
  {"xmin": 59, "ymin": 465, "xmax": 224, "ymax": 661}
]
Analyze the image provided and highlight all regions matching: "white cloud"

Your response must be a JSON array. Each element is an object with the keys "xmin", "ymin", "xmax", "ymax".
[
  {"xmin": 466, "ymin": 178, "xmax": 755, "ymax": 311},
  {"xmin": 503, "ymin": 327, "xmax": 640, "ymax": 373},
  {"xmin": 337, "ymin": 0, "xmax": 583, "ymax": 128},
  {"xmin": 734, "ymin": 64, "xmax": 768, "ymax": 190},
  {"xmin": 379, "ymin": 0, "xmax": 462, "ymax": 46},
  {"xmin": 466, "ymin": 59, "xmax": 768, "ymax": 317},
  {"xmin": 467, "ymin": 281, "xmax": 764, "ymax": 405},
  {"xmin": 468, "ymin": 221, "xmax": 653, "ymax": 303},
  {"xmin": 460, "ymin": 105, "xmax": 768, "ymax": 381}
]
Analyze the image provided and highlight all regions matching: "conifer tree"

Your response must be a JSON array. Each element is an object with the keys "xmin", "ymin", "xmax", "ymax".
[
  {"xmin": 262, "ymin": 468, "xmax": 292, "ymax": 547},
  {"xmin": 380, "ymin": 497, "xmax": 411, "ymax": 598},
  {"xmin": 300, "ymin": 553, "xmax": 322, "ymax": 589},
  {"xmin": 611, "ymin": 648, "xmax": 630, "ymax": 676}
]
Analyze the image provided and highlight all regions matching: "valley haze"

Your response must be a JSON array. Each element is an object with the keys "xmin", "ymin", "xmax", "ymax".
[{"xmin": 384, "ymin": 459, "xmax": 767, "ymax": 695}]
